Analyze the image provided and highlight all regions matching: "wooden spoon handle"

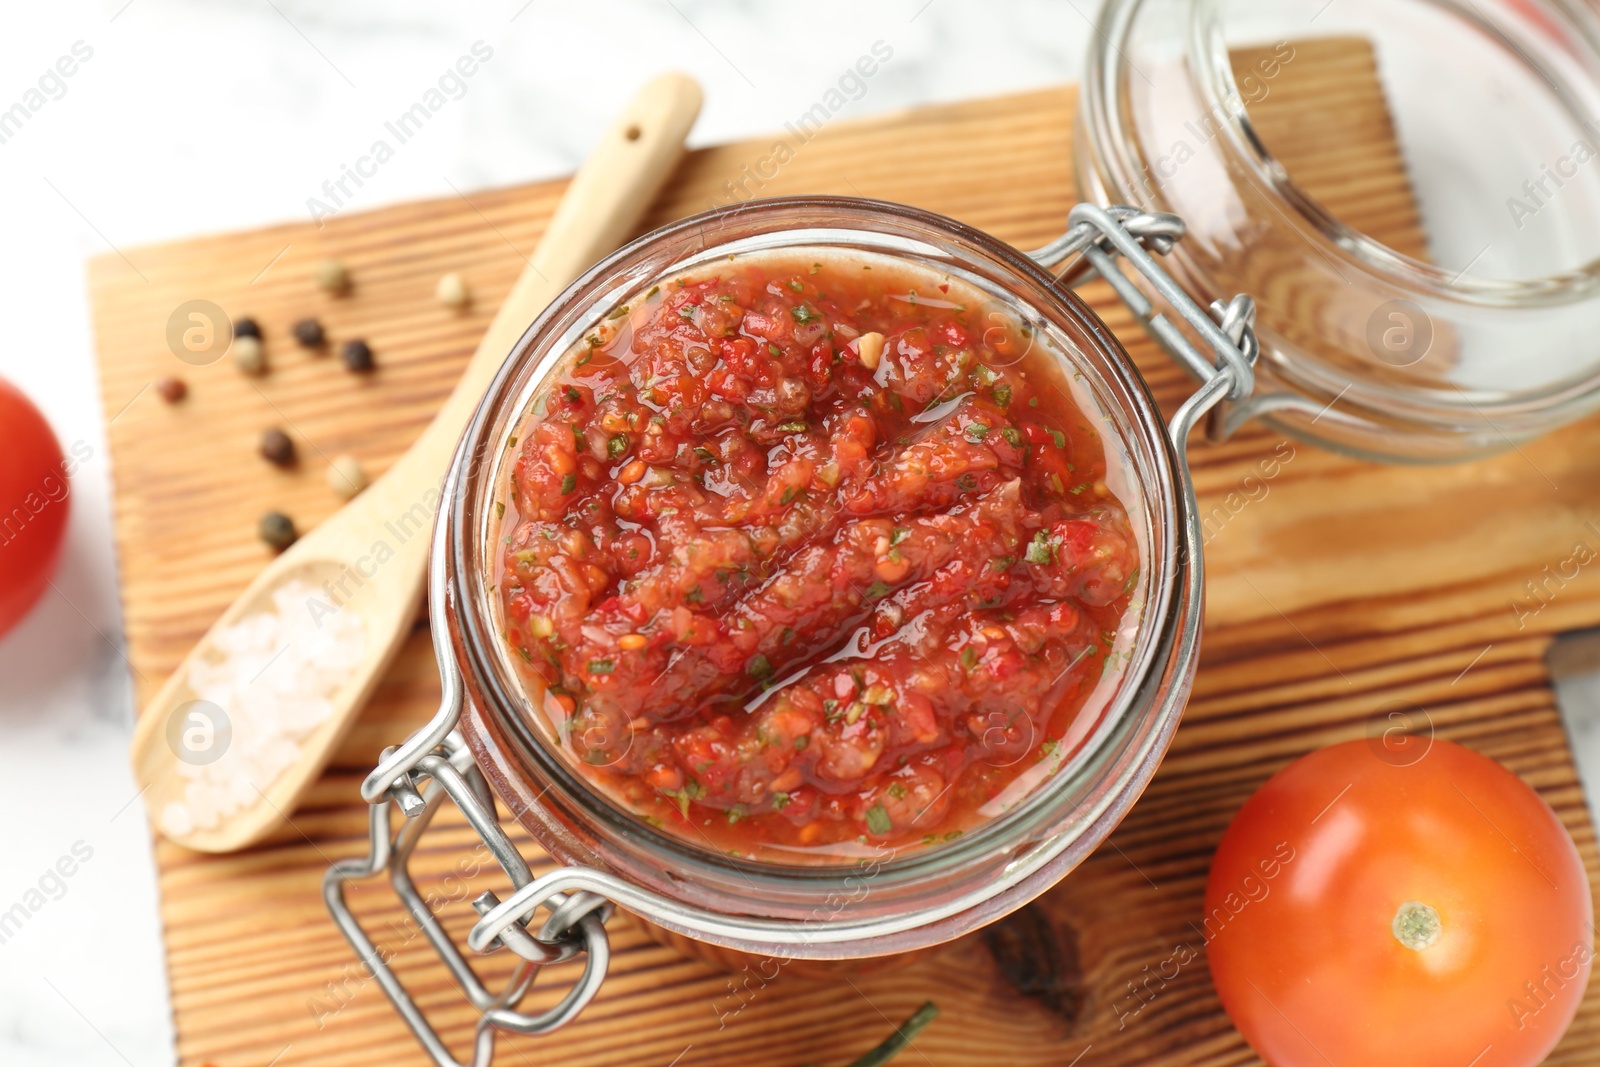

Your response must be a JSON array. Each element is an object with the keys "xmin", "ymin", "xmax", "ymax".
[{"xmin": 131, "ymin": 72, "xmax": 701, "ymax": 853}]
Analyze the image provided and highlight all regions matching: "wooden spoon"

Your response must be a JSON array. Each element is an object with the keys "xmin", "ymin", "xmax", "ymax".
[{"xmin": 130, "ymin": 72, "xmax": 704, "ymax": 852}]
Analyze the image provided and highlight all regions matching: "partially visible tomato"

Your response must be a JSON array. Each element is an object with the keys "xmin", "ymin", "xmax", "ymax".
[
  {"xmin": 0, "ymin": 377, "xmax": 70, "ymax": 638},
  {"xmin": 1207, "ymin": 738, "xmax": 1592, "ymax": 1067}
]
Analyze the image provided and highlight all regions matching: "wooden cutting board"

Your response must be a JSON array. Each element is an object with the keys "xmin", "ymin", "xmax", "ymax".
[{"xmin": 89, "ymin": 38, "xmax": 1600, "ymax": 1067}]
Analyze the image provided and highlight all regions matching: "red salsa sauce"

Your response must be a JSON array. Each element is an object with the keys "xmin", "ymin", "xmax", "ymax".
[{"xmin": 496, "ymin": 252, "xmax": 1140, "ymax": 861}]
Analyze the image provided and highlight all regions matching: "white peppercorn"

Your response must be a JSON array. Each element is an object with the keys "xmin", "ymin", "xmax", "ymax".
[
  {"xmin": 436, "ymin": 272, "xmax": 469, "ymax": 309},
  {"xmin": 327, "ymin": 454, "xmax": 368, "ymax": 499},
  {"xmin": 232, "ymin": 335, "xmax": 266, "ymax": 375}
]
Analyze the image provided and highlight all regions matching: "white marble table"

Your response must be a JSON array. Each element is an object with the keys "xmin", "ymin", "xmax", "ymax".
[{"xmin": 6, "ymin": 3, "xmax": 1600, "ymax": 1066}]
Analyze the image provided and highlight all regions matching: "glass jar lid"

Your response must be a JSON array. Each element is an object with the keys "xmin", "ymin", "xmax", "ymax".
[{"xmin": 1077, "ymin": 0, "xmax": 1600, "ymax": 461}]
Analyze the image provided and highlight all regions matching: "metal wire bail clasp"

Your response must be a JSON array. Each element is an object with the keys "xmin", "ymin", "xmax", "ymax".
[
  {"xmin": 1031, "ymin": 203, "xmax": 1261, "ymax": 452},
  {"xmin": 324, "ymin": 470, "xmax": 614, "ymax": 1067}
]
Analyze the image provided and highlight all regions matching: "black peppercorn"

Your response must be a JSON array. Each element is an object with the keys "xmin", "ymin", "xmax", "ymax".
[
  {"xmin": 259, "ymin": 427, "xmax": 295, "ymax": 466},
  {"xmin": 258, "ymin": 511, "xmax": 297, "ymax": 551},
  {"xmin": 292, "ymin": 317, "xmax": 325, "ymax": 348},
  {"xmin": 341, "ymin": 338, "xmax": 375, "ymax": 373},
  {"xmin": 232, "ymin": 316, "xmax": 261, "ymax": 340}
]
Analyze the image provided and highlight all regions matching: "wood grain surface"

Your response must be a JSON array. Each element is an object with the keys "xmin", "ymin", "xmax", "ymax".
[{"xmin": 88, "ymin": 40, "xmax": 1600, "ymax": 1067}]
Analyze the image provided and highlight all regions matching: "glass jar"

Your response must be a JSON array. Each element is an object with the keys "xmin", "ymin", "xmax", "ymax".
[
  {"xmin": 1076, "ymin": 0, "xmax": 1600, "ymax": 461},
  {"xmin": 450, "ymin": 197, "xmax": 1200, "ymax": 948},
  {"xmin": 325, "ymin": 196, "xmax": 1254, "ymax": 1066}
]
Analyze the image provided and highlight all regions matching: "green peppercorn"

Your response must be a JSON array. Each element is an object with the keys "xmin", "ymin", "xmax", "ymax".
[
  {"xmin": 315, "ymin": 258, "xmax": 350, "ymax": 294},
  {"xmin": 258, "ymin": 511, "xmax": 297, "ymax": 551}
]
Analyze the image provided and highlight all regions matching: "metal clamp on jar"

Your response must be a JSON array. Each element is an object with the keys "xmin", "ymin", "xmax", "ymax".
[{"xmin": 324, "ymin": 197, "xmax": 1259, "ymax": 1067}]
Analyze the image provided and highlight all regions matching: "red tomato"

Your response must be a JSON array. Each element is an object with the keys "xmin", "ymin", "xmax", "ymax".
[
  {"xmin": 1206, "ymin": 739, "xmax": 1592, "ymax": 1067},
  {"xmin": 0, "ymin": 377, "xmax": 70, "ymax": 638}
]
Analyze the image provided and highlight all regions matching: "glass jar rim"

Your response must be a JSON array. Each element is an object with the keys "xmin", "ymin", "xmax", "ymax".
[{"xmin": 439, "ymin": 195, "xmax": 1201, "ymax": 949}]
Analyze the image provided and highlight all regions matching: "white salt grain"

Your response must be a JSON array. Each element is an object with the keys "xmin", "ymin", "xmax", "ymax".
[{"xmin": 160, "ymin": 578, "xmax": 363, "ymax": 836}]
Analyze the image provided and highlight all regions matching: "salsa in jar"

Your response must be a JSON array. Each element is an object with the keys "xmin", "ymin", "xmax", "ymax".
[{"xmin": 495, "ymin": 250, "xmax": 1142, "ymax": 861}]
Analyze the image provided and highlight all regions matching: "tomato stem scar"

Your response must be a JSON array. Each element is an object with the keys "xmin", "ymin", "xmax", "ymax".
[{"xmin": 1391, "ymin": 901, "xmax": 1442, "ymax": 951}]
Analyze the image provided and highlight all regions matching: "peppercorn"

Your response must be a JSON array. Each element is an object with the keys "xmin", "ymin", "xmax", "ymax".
[
  {"xmin": 326, "ymin": 454, "xmax": 368, "ymax": 499},
  {"xmin": 231, "ymin": 335, "xmax": 266, "ymax": 375},
  {"xmin": 292, "ymin": 317, "xmax": 325, "ymax": 348},
  {"xmin": 258, "ymin": 511, "xmax": 297, "ymax": 551},
  {"xmin": 259, "ymin": 427, "xmax": 295, "ymax": 467},
  {"xmin": 316, "ymin": 258, "xmax": 350, "ymax": 294},
  {"xmin": 232, "ymin": 317, "xmax": 261, "ymax": 340},
  {"xmin": 341, "ymin": 339, "xmax": 374, "ymax": 373},
  {"xmin": 436, "ymin": 272, "xmax": 469, "ymax": 309},
  {"xmin": 156, "ymin": 376, "xmax": 187, "ymax": 403}
]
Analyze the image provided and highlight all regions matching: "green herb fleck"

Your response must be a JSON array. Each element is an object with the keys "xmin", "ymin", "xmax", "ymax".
[
  {"xmin": 1025, "ymin": 530, "xmax": 1056, "ymax": 565},
  {"xmin": 747, "ymin": 654, "xmax": 773, "ymax": 680},
  {"xmin": 560, "ymin": 473, "xmax": 577, "ymax": 495},
  {"xmin": 865, "ymin": 805, "xmax": 893, "ymax": 835},
  {"xmin": 587, "ymin": 658, "xmax": 615, "ymax": 675},
  {"xmin": 864, "ymin": 580, "xmax": 890, "ymax": 599},
  {"xmin": 965, "ymin": 423, "xmax": 990, "ymax": 442},
  {"xmin": 607, "ymin": 435, "xmax": 628, "ymax": 458}
]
